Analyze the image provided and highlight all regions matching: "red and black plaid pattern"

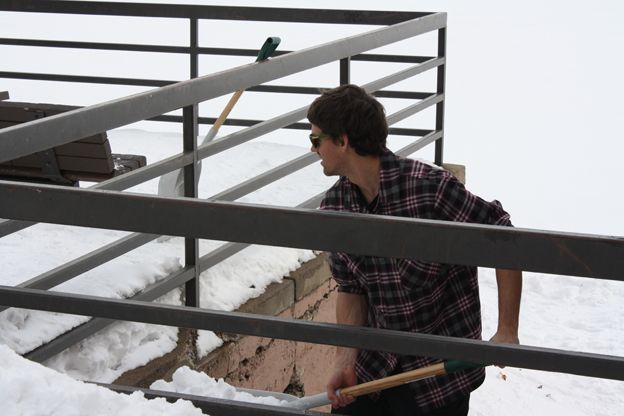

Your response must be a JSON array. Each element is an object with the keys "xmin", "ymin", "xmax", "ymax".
[{"xmin": 320, "ymin": 150, "xmax": 512, "ymax": 412}]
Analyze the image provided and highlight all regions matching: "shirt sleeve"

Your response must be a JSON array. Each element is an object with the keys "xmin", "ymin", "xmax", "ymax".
[
  {"xmin": 327, "ymin": 252, "xmax": 366, "ymax": 295},
  {"xmin": 432, "ymin": 170, "xmax": 513, "ymax": 226}
]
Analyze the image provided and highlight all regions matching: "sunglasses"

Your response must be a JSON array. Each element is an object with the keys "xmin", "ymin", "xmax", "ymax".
[{"xmin": 309, "ymin": 132, "xmax": 331, "ymax": 148}]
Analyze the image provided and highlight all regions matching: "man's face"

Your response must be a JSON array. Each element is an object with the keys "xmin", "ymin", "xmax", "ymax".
[{"xmin": 310, "ymin": 124, "xmax": 343, "ymax": 177}]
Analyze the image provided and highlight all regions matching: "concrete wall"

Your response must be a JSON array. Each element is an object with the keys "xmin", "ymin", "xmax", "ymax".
[{"xmin": 115, "ymin": 252, "xmax": 337, "ymax": 410}]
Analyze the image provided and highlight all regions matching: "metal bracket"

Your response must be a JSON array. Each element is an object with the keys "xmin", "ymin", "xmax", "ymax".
[{"xmin": 30, "ymin": 110, "xmax": 76, "ymax": 186}]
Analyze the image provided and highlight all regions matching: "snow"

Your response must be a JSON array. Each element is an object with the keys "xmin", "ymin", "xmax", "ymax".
[
  {"xmin": 150, "ymin": 366, "xmax": 290, "ymax": 407},
  {"xmin": 1, "ymin": 0, "xmax": 624, "ymax": 415},
  {"xmin": 0, "ymin": 344, "xmax": 204, "ymax": 416}
]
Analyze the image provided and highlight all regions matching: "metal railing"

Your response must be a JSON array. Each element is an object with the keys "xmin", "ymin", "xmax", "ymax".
[
  {"xmin": 0, "ymin": 1, "xmax": 447, "ymax": 365},
  {"xmin": 0, "ymin": 2, "xmax": 623, "ymax": 414}
]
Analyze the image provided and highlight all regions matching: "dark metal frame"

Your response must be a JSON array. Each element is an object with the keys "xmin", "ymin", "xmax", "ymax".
[{"xmin": 0, "ymin": 2, "xmax": 622, "ymax": 414}]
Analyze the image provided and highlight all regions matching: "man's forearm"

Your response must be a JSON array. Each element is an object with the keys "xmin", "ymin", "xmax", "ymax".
[
  {"xmin": 335, "ymin": 292, "xmax": 368, "ymax": 363},
  {"xmin": 494, "ymin": 268, "xmax": 522, "ymax": 342}
]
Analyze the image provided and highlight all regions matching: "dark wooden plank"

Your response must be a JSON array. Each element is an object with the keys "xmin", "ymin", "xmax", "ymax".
[
  {"xmin": 74, "ymin": 133, "xmax": 108, "ymax": 144},
  {"xmin": 3, "ymin": 154, "xmax": 41, "ymax": 168},
  {"xmin": 0, "ymin": 102, "xmax": 108, "ymax": 143},
  {"xmin": 0, "ymin": 101, "xmax": 145, "ymax": 182},
  {"xmin": 0, "ymin": 105, "xmax": 44, "ymax": 122},
  {"xmin": 57, "ymin": 155, "xmax": 114, "ymax": 173},
  {"xmin": 0, "ymin": 121, "xmax": 19, "ymax": 129},
  {"xmin": 56, "ymin": 140, "xmax": 112, "ymax": 158}
]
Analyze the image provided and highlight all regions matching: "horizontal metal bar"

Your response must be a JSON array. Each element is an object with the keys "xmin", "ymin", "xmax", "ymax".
[
  {"xmin": 363, "ymin": 57, "xmax": 444, "ymax": 94},
  {"xmin": 396, "ymin": 131, "xmax": 444, "ymax": 157},
  {"xmin": 0, "ymin": 37, "xmax": 189, "ymax": 54},
  {"xmin": 2, "ymin": 1, "xmax": 431, "ymax": 25},
  {"xmin": 352, "ymin": 54, "xmax": 434, "ymax": 63},
  {"xmin": 0, "ymin": 72, "xmax": 434, "ymax": 100},
  {"xmin": 103, "ymin": 384, "xmax": 320, "ymax": 416},
  {"xmin": 0, "ymin": 218, "xmax": 34, "ymax": 238},
  {"xmin": 1, "ymin": 180, "xmax": 623, "ymax": 281},
  {"xmin": 197, "ymin": 107, "xmax": 311, "ymax": 161},
  {"xmin": 17, "ymin": 233, "xmax": 155, "ymax": 289},
  {"xmin": 154, "ymin": 115, "xmax": 432, "ymax": 137},
  {"xmin": 248, "ymin": 85, "xmax": 435, "ymax": 99},
  {"xmin": 386, "ymin": 93, "xmax": 444, "ymax": 125},
  {"xmin": 2, "ymin": 285, "xmax": 622, "ymax": 382},
  {"xmin": 389, "ymin": 127, "xmax": 434, "ymax": 136},
  {"xmin": 24, "ymin": 317, "xmax": 114, "ymax": 362},
  {"xmin": 0, "ymin": 38, "xmax": 432, "ymax": 65},
  {"xmin": 0, "ymin": 13, "xmax": 446, "ymax": 163},
  {"xmin": 0, "ymin": 71, "xmax": 173, "ymax": 87},
  {"xmin": 94, "ymin": 152, "xmax": 193, "ymax": 192},
  {"xmin": 209, "ymin": 154, "xmax": 316, "ymax": 202},
  {"xmin": 25, "ymin": 266, "xmax": 196, "ymax": 362},
  {"xmin": 375, "ymin": 90, "xmax": 434, "ymax": 100},
  {"xmin": 0, "ymin": 233, "xmax": 158, "ymax": 314}
]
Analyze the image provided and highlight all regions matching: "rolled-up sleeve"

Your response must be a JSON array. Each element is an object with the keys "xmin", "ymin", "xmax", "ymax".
[{"xmin": 327, "ymin": 252, "xmax": 366, "ymax": 295}]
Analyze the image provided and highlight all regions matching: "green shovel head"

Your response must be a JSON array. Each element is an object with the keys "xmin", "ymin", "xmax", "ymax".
[{"xmin": 256, "ymin": 36, "xmax": 281, "ymax": 61}]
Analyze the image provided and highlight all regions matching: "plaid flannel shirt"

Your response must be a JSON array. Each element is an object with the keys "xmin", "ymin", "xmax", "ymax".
[{"xmin": 320, "ymin": 150, "xmax": 512, "ymax": 412}]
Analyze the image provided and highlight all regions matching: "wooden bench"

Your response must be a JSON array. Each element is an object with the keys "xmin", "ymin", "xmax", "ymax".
[{"xmin": 0, "ymin": 101, "xmax": 146, "ymax": 186}]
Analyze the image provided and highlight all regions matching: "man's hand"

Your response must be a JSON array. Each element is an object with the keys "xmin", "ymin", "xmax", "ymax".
[
  {"xmin": 327, "ymin": 365, "xmax": 357, "ymax": 408},
  {"xmin": 489, "ymin": 330, "xmax": 519, "ymax": 344}
]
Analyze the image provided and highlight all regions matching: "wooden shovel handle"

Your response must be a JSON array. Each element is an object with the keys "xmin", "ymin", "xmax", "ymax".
[
  {"xmin": 340, "ymin": 362, "xmax": 446, "ymax": 398},
  {"xmin": 213, "ymin": 89, "xmax": 244, "ymax": 131}
]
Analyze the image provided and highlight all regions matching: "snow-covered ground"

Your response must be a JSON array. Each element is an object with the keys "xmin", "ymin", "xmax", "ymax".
[{"xmin": 0, "ymin": 344, "xmax": 289, "ymax": 415}]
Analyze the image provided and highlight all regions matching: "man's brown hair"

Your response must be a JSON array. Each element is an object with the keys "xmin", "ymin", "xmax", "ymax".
[{"xmin": 307, "ymin": 84, "xmax": 387, "ymax": 156}]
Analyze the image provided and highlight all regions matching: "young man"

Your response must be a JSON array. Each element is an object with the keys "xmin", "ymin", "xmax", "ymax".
[{"xmin": 307, "ymin": 85, "xmax": 522, "ymax": 416}]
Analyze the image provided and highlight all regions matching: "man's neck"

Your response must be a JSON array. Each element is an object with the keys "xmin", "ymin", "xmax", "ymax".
[{"xmin": 346, "ymin": 154, "xmax": 381, "ymax": 204}]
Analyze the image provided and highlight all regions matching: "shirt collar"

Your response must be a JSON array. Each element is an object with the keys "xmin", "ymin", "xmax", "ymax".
[
  {"xmin": 345, "ymin": 149, "xmax": 400, "ymax": 212},
  {"xmin": 377, "ymin": 149, "xmax": 401, "ymax": 207}
]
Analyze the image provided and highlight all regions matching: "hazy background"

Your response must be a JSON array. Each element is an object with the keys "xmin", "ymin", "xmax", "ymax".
[{"xmin": 1, "ymin": 0, "xmax": 623, "ymax": 237}]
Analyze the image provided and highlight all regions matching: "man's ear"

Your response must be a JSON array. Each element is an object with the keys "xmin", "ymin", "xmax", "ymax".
[{"xmin": 338, "ymin": 133, "xmax": 349, "ymax": 148}]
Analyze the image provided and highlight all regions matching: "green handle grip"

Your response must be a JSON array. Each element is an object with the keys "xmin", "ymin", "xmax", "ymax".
[
  {"xmin": 444, "ymin": 360, "xmax": 484, "ymax": 374},
  {"xmin": 256, "ymin": 36, "xmax": 281, "ymax": 61}
]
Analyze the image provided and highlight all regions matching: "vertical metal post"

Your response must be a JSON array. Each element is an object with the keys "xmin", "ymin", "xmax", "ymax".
[
  {"xmin": 184, "ymin": 18, "xmax": 200, "ymax": 307},
  {"xmin": 340, "ymin": 57, "xmax": 351, "ymax": 85},
  {"xmin": 189, "ymin": 18, "xmax": 199, "ymax": 79},
  {"xmin": 434, "ymin": 27, "xmax": 446, "ymax": 166}
]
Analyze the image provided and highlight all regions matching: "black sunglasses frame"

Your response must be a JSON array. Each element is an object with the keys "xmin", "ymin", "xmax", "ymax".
[{"xmin": 309, "ymin": 132, "xmax": 331, "ymax": 148}]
